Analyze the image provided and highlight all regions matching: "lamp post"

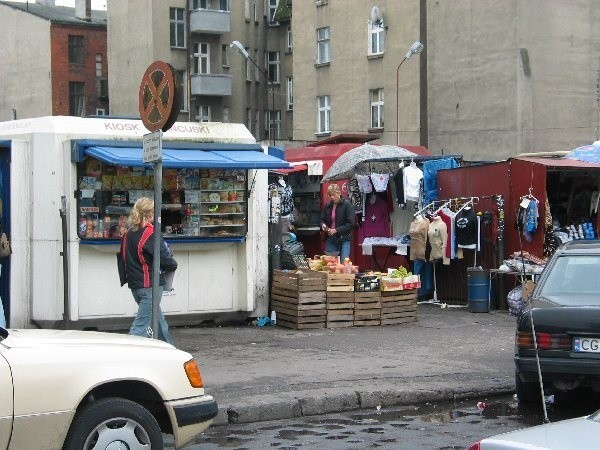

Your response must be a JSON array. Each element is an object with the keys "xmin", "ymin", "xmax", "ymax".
[
  {"xmin": 230, "ymin": 40, "xmax": 276, "ymax": 147},
  {"xmin": 396, "ymin": 40, "xmax": 424, "ymax": 146}
]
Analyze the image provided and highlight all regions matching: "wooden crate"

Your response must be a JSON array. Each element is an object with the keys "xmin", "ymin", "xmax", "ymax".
[
  {"xmin": 326, "ymin": 291, "xmax": 354, "ymax": 328},
  {"xmin": 380, "ymin": 289, "xmax": 418, "ymax": 325},
  {"xmin": 353, "ymin": 291, "xmax": 381, "ymax": 326},
  {"xmin": 327, "ymin": 273, "xmax": 355, "ymax": 292},
  {"xmin": 271, "ymin": 270, "xmax": 327, "ymax": 329}
]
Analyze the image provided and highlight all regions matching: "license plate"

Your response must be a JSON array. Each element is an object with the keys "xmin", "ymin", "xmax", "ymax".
[{"xmin": 573, "ymin": 337, "xmax": 600, "ymax": 353}]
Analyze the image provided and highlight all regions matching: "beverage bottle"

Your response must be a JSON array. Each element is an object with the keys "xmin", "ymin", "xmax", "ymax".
[{"xmin": 79, "ymin": 212, "xmax": 87, "ymax": 235}]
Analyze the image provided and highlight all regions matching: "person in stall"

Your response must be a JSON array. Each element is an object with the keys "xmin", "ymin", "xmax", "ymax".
[{"xmin": 320, "ymin": 184, "xmax": 355, "ymax": 262}]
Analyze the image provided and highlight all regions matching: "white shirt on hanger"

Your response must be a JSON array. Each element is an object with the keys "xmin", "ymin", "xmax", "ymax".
[{"xmin": 403, "ymin": 162, "xmax": 423, "ymax": 202}]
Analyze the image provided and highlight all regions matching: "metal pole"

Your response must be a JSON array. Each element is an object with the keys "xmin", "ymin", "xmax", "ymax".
[
  {"xmin": 396, "ymin": 57, "xmax": 407, "ymax": 146},
  {"xmin": 151, "ymin": 133, "xmax": 163, "ymax": 340}
]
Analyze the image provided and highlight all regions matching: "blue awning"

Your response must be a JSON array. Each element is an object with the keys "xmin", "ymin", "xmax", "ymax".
[{"xmin": 81, "ymin": 145, "xmax": 291, "ymax": 170}]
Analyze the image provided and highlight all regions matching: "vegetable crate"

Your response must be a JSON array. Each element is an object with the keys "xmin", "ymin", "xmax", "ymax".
[
  {"xmin": 379, "ymin": 289, "xmax": 418, "ymax": 325},
  {"xmin": 326, "ymin": 291, "xmax": 354, "ymax": 328},
  {"xmin": 327, "ymin": 273, "xmax": 356, "ymax": 292},
  {"xmin": 271, "ymin": 269, "xmax": 327, "ymax": 329},
  {"xmin": 354, "ymin": 291, "xmax": 381, "ymax": 326},
  {"xmin": 354, "ymin": 274, "xmax": 380, "ymax": 292}
]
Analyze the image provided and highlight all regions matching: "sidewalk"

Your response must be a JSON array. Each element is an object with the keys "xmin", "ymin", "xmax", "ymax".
[{"xmin": 171, "ymin": 303, "xmax": 517, "ymax": 426}]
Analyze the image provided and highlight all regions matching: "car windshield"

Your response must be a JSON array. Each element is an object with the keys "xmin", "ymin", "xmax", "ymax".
[{"xmin": 539, "ymin": 255, "xmax": 600, "ymax": 305}]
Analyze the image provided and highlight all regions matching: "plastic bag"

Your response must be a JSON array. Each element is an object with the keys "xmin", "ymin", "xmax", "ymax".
[{"xmin": 507, "ymin": 285, "xmax": 524, "ymax": 316}]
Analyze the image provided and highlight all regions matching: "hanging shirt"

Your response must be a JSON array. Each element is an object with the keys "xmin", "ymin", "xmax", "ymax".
[
  {"xmin": 428, "ymin": 216, "xmax": 449, "ymax": 264},
  {"xmin": 438, "ymin": 209, "xmax": 454, "ymax": 261},
  {"xmin": 392, "ymin": 168, "xmax": 406, "ymax": 207},
  {"xmin": 455, "ymin": 206, "xmax": 478, "ymax": 249},
  {"xmin": 409, "ymin": 217, "xmax": 430, "ymax": 261},
  {"xmin": 403, "ymin": 163, "xmax": 423, "ymax": 202},
  {"xmin": 359, "ymin": 195, "xmax": 391, "ymax": 243}
]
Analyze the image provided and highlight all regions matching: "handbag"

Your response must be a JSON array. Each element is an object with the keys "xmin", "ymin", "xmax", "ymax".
[
  {"xmin": 0, "ymin": 231, "xmax": 11, "ymax": 258},
  {"xmin": 116, "ymin": 233, "xmax": 127, "ymax": 286}
]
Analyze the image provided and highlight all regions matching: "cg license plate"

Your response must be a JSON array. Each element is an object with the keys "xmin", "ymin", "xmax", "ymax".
[{"xmin": 573, "ymin": 337, "xmax": 600, "ymax": 353}]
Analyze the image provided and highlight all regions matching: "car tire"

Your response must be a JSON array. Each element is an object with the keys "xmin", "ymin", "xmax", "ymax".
[
  {"xmin": 515, "ymin": 372, "xmax": 542, "ymax": 404},
  {"xmin": 63, "ymin": 397, "xmax": 163, "ymax": 450}
]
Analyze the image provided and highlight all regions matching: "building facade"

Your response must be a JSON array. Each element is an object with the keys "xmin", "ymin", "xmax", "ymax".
[
  {"xmin": 0, "ymin": 1, "xmax": 108, "ymax": 120},
  {"xmin": 107, "ymin": 0, "xmax": 292, "ymax": 144}
]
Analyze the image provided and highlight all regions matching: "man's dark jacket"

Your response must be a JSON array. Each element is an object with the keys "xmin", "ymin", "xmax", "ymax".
[
  {"xmin": 320, "ymin": 197, "xmax": 355, "ymax": 242},
  {"xmin": 120, "ymin": 224, "xmax": 177, "ymax": 290}
]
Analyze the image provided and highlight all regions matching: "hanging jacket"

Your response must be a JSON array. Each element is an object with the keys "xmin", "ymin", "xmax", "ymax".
[
  {"xmin": 120, "ymin": 224, "xmax": 178, "ymax": 290},
  {"xmin": 320, "ymin": 197, "xmax": 355, "ymax": 242}
]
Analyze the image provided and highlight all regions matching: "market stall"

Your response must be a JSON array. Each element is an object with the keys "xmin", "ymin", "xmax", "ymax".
[{"xmin": 0, "ymin": 116, "xmax": 290, "ymax": 329}]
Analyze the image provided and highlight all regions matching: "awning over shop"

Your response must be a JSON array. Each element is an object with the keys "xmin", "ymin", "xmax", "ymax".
[{"xmin": 72, "ymin": 141, "xmax": 292, "ymax": 170}]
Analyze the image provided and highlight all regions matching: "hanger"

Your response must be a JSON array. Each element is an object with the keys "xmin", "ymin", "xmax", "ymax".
[
  {"xmin": 409, "ymin": 157, "xmax": 416, "ymax": 167},
  {"xmin": 399, "ymin": 160, "xmax": 405, "ymax": 169}
]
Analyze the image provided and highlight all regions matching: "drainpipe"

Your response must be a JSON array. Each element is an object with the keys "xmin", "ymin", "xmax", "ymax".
[{"xmin": 59, "ymin": 196, "xmax": 71, "ymax": 328}]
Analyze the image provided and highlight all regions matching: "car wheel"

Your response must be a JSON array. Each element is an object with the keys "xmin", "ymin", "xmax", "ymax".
[
  {"xmin": 63, "ymin": 397, "xmax": 163, "ymax": 450},
  {"xmin": 515, "ymin": 372, "xmax": 542, "ymax": 404}
]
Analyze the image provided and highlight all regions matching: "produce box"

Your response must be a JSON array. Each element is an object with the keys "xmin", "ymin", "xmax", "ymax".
[
  {"xmin": 327, "ymin": 273, "xmax": 355, "ymax": 292},
  {"xmin": 354, "ymin": 274, "xmax": 380, "ymax": 292},
  {"xmin": 380, "ymin": 275, "xmax": 421, "ymax": 292},
  {"xmin": 326, "ymin": 291, "xmax": 354, "ymax": 328},
  {"xmin": 380, "ymin": 289, "xmax": 418, "ymax": 325},
  {"xmin": 354, "ymin": 291, "xmax": 381, "ymax": 326}
]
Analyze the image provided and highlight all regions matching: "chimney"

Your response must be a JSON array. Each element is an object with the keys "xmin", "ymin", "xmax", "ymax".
[{"xmin": 75, "ymin": 0, "xmax": 91, "ymax": 21}]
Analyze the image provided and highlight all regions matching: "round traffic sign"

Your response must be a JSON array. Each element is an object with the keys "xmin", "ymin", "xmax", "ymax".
[{"xmin": 138, "ymin": 61, "xmax": 180, "ymax": 132}]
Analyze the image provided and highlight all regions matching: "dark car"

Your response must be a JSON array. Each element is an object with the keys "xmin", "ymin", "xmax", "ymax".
[{"xmin": 514, "ymin": 240, "xmax": 600, "ymax": 403}]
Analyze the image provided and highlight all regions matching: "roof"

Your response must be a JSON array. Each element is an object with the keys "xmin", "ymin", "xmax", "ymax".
[
  {"xmin": 0, "ymin": 1, "xmax": 106, "ymax": 26},
  {"xmin": 514, "ymin": 156, "xmax": 600, "ymax": 169},
  {"xmin": 306, "ymin": 134, "xmax": 378, "ymax": 146}
]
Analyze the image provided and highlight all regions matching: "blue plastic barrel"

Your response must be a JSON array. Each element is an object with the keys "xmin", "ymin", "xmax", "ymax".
[{"xmin": 467, "ymin": 268, "xmax": 490, "ymax": 313}]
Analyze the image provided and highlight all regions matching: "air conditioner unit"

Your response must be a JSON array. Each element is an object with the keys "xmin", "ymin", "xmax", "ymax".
[{"xmin": 98, "ymin": 79, "xmax": 108, "ymax": 99}]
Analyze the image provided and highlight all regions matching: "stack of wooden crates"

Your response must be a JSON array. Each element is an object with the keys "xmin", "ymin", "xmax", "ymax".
[{"xmin": 326, "ymin": 273, "xmax": 355, "ymax": 328}]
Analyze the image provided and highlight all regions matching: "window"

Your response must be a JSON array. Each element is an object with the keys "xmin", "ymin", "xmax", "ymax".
[
  {"xmin": 244, "ymin": 0, "xmax": 250, "ymax": 20},
  {"xmin": 254, "ymin": 1, "xmax": 258, "ymax": 22},
  {"xmin": 95, "ymin": 54, "xmax": 102, "ymax": 77},
  {"xmin": 196, "ymin": 105, "xmax": 211, "ymax": 122},
  {"xmin": 267, "ymin": 51, "xmax": 280, "ymax": 83},
  {"xmin": 193, "ymin": 43, "xmax": 210, "ymax": 74},
  {"xmin": 266, "ymin": 110, "xmax": 281, "ymax": 140},
  {"xmin": 245, "ymin": 47, "xmax": 252, "ymax": 81},
  {"xmin": 68, "ymin": 35, "xmax": 84, "ymax": 64},
  {"xmin": 369, "ymin": 20, "xmax": 385, "ymax": 55},
  {"xmin": 221, "ymin": 44, "xmax": 229, "ymax": 67},
  {"xmin": 96, "ymin": 108, "xmax": 106, "ymax": 115},
  {"xmin": 286, "ymin": 26, "xmax": 293, "ymax": 53},
  {"xmin": 69, "ymin": 82, "xmax": 85, "ymax": 116},
  {"xmin": 246, "ymin": 108, "xmax": 252, "ymax": 131},
  {"xmin": 254, "ymin": 108, "xmax": 260, "ymax": 137},
  {"xmin": 317, "ymin": 95, "xmax": 330, "ymax": 134},
  {"xmin": 222, "ymin": 107, "xmax": 230, "ymax": 122},
  {"xmin": 177, "ymin": 70, "xmax": 188, "ymax": 112},
  {"xmin": 169, "ymin": 8, "xmax": 185, "ymax": 48},
  {"xmin": 316, "ymin": 27, "xmax": 330, "ymax": 64},
  {"xmin": 219, "ymin": 0, "xmax": 230, "ymax": 11},
  {"xmin": 268, "ymin": 0, "xmax": 279, "ymax": 24},
  {"xmin": 370, "ymin": 89, "xmax": 384, "ymax": 128},
  {"xmin": 286, "ymin": 77, "xmax": 293, "ymax": 110},
  {"xmin": 190, "ymin": 0, "xmax": 207, "ymax": 9}
]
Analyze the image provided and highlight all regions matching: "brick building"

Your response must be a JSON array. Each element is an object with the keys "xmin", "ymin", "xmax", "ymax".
[{"xmin": 0, "ymin": 0, "xmax": 107, "ymax": 120}]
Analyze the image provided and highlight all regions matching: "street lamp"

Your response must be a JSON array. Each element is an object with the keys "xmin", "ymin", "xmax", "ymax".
[
  {"xmin": 230, "ymin": 40, "xmax": 276, "ymax": 146},
  {"xmin": 396, "ymin": 40, "xmax": 424, "ymax": 146}
]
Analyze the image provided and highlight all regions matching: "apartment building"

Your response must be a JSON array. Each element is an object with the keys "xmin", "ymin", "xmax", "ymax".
[
  {"xmin": 0, "ymin": 0, "xmax": 108, "ymax": 120},
  {"xmin": 108, "ymin": 0, "xmax": 292, "ymax": 144}
]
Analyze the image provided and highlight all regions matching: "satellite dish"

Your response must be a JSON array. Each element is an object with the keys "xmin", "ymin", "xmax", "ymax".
[{"xmin": 370, "ymin": 6, "xmax": 383, "ymax": 23}]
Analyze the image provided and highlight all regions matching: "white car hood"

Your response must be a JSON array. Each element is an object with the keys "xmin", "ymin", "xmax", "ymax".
[{"xmin": 0, "ymin": 328, "xmax": 172, "ymax": 350}]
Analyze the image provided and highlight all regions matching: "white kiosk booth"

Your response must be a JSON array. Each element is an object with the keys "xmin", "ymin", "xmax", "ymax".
[{"xmin": 0, "ymin": 116, "xmax": 289, "ymax": 329}]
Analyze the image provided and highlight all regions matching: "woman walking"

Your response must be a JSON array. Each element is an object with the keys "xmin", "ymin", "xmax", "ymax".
[{"xmin": 120, "ymin": 197, "xmax": 177, "ymax": 344}]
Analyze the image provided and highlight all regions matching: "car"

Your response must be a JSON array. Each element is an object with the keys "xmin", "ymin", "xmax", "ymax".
[
  {"xmin": 0, "ymin": 326, "xmax": 218, "ymax": 450},
  {"xmin": 514, "ymin": 240, "xmax": 600, "ymax": 404},
  {"xmin": 467, "ymin": 409, "xmax": 600, "ymax": 449}
]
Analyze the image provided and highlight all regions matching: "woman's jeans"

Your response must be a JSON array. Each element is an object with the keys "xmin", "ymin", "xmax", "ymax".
[
  {"xmin": 129, "ymin": 287, "xmax": 173, "ymax": 345},
  {"xmin": 325, "ymin": 236, "xmax": 351, "ymax": 262}
]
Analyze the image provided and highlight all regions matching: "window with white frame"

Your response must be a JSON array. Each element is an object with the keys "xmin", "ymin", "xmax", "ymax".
[
  {"xmin": 286, "ymin": 77, "xmax": 293, "ymax": 110},
  {"xmin": 219, "ymin": 0, "xmax": 230, "ymax": 11},
  {"xmin": 95, "ymin": 54, "xmax": 102, "ymax": 77},
  {"xmin": 316, "ymin": 27, "xmax": 330, "ymax": 64},
  {"xmin": 254, "ymin": 1, "xmax": 258, "ymax": 22},
  {"xmin": 193, "ymin": 43, "xmax": 210, "ymax": 74},
  {"xmin": 268, "ymin": 0, "xmax": 279, "ymax": 24},
  {"xmin": 246, "ymin": 108, "xmax": 252, "ymax": 131},
  {"xmin": 265, "ymin": 110, "xmax": 281, "ymax": 140},
  {"xmin": 317, "ymin": 95, "xmax": 330, "ymax": 134},
  {"xmin": 286, "ymin": 26, "xmax": 293, "ymax": 53},
  {"xmin": 96, "ymin": 108, "xmax": 106, "ymax": 115},
  {"xmin": 190, "ymin": 0, "xmax": 207, "ymax": 9},
  {"xmin": 369, "ymin": 20, "xmax": 385, "ymax": 55},
  {"xmin": 169, "ymin": 8, "xmax": 185, "ymax": 48},
  {"xmin": 177, "ymin": 70, "xmax": 188, "ymax": 112},
  {"xmin": 370, "ymin": 89, "xmax": 384, "ymax": 129},
  {"xmin": 267, "ymin": 51, "xmax": 280, "ymax": 83},
  {"xmin": 221, "ymin": 44, "xmax": 229, "ymax": 67},
  {"xmin": 196, "ymin": 105, "xmax": 211, "ymax": 122},
  {"xmin": 245, "ymin": 47, "xmax": 252, "ymax": 81},
  {"xmin": 244, "ymin": 0, "xmax": 250, "ymax": 20}
]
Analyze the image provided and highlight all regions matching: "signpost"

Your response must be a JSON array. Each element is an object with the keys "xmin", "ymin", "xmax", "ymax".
[{"xmin": 138, "ymin": 61, "xmax": 180, "ymax": 339}]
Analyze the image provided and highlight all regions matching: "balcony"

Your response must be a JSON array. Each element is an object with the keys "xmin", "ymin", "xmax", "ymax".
[
  {"xmin": 190, "ymin": 73, "xmax": 232, "ymax": 96},
  {"xmin": 190, "ymin": 9, "xmax": 230, "ymax": 34}
]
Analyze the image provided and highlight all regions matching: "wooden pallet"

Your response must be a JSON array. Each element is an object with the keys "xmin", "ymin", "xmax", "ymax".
[
  {"xmin": 327, "ymin": 273, "xmax": 355, "ymax": 291},
  {"xmin": 326, "ymin": 291, "xmax": 354, "ymax": 308},
  {"xmin": 272, "ymin": 269, "xmax": 327, "ymax": 293},
  {"xmin": 380, "ymin": 289, "xmax": 418, "ymax": 325}
]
